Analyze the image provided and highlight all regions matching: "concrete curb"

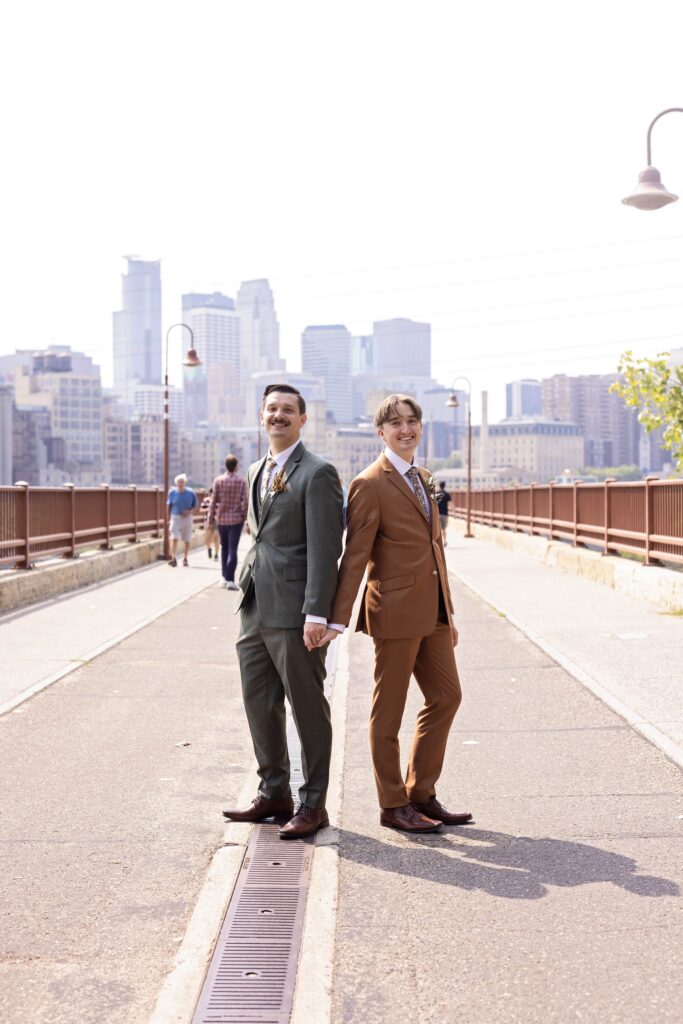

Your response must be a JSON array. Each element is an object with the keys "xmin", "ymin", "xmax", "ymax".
[
  {"xmin": 451, "ymin": 564, "xmax": 683, "ymax": 773},
  {"xmin": 450, "ymin": 517, "xmax": 683, "ymax": 613},
  {"xmin": 291, "ymin": 631, "xmax": 349, "ymax": 1024},
  {"xmin": 148, "ymin": 630, "xmax": 351, "ymax": 1024},
  {"xmin": 0, "ymin": 533, "xmax": 205, "ymax": 615}
]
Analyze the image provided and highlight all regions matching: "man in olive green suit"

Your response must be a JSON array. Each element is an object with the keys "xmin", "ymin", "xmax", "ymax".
[{"xmin": 222, "ymin": 384, "xmax": 344, "ymax": 839}]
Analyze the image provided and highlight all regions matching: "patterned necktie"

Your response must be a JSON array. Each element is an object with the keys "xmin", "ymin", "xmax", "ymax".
[
  {"xmin": 260, "ymin": 456, "xmax": 277, "ymax": 504},
  {"xmin": 406, "ymin": 466, "xmax": 430, "ymax": 521}
]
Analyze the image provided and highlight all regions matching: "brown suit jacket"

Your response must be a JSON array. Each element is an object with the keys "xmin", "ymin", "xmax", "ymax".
[{"xmin": 331, "ymin": 453, "xmax": 454, "ymax": 639}]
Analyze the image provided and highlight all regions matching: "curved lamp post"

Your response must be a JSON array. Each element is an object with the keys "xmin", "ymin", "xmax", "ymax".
[
  {"xmin": 446, "ymin": 377, "xmax": 473, "ymax": 538},
  {"xmin": 622, "ymin": 107, "xmax": 683, "ymax": 210},
  {"xmin": 163, "ymin": 323, "xmax": 201, "ymax": 560}
]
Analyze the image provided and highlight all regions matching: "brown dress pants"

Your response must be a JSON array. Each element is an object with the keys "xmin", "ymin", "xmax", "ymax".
[{"xmin": 371, "ymin": 622, "xmax": 462, "ymax": 808}]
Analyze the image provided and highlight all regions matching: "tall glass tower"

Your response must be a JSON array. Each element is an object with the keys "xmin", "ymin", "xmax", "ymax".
[{"xmin": 112, "ymin": 257, "xmax": 162, "ymax": 407}]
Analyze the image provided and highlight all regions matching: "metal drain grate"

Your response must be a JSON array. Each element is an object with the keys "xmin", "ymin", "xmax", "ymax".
[
  {"xmin": 192, "ymin": 643, "xmax": 337, "ymax": 1023},
  {"xmin": 191, "ymin": 824, "xmax": 313, "ymax": 1023}
]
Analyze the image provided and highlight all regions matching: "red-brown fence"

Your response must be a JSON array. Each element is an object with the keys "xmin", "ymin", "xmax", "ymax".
[
  {"xmin": 450, "ymin": 478, "xmax": 683, "ymax": 566},
  {"xmin": 0, "ymin": 485, "xmax": 206, "ymax": 569}
]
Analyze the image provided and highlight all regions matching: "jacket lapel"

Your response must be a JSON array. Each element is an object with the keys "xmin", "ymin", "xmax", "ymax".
[
  {"xmin": 417, "ymin": 467, "xmax": 441, "ymax": 541},
  {"xmin": 255, "ymin": 442, "xmax": 304, "ymax": 535},
  {"xmin": 250, "ymin": 456, "xmax": 268, "ymax": 528},
  {"xmin": 380, "ymin": 453, "xmax": 431, "ymax": 530}
]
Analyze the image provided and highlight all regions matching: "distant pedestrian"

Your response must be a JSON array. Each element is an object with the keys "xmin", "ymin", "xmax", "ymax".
[
  {"xmin": 167, "ymin": 473, "xmax": 198, "ymax": 567},
  {"xmin": 208, "ymin": 454, "xmax": 248, "ymax": 590},
  {"xmin": 436, "ymin": 480, "xmax": 451, "ymax": 546},
  {"xmin": 201, "ymin": 489, "xmax": 220, "ymax": 560}
]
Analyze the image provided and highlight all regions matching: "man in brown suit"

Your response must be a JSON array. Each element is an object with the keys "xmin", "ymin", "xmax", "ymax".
[{"xmin": 321, "ymin": 395, "xmax": 472, "ymax": 833}]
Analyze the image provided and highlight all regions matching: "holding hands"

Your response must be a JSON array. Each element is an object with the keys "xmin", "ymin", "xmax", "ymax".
[{"xmin": 302, "ymin": 623, "xmax": 341, "ymax": 651}]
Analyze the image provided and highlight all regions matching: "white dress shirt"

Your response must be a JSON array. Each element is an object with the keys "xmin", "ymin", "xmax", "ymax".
[{"xmin": 258, "ymin": 439, "xmax": 301, "ymax": 495}]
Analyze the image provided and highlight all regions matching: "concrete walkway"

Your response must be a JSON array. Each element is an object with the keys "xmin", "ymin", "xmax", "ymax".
[
  {"xmin": 444, "ymin": 525, "xmax": 683, "ymax": 762},
  {"xmin": 0, "ymin": 559, "xmax": 252, "ymax": 1024},
  {"xmin": 0, "ymin": 547, "xmax": 224, "ymax": 715},
  {"xmin": 2, "ymin": 532, "xmax": 682, "ymax": 1023},
  {"xmin": 332, "ymin": 572, "xmax": 683, "ymax": 1023}
]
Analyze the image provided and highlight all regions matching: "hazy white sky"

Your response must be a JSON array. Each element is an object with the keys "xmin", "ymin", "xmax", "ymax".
[{"xmin": 1, "ymin": 0, "xmax": 683, "ymax": 420}]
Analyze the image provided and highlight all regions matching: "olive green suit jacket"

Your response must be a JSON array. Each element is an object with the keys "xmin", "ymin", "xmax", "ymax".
[{"xmin": 238, "ymin": 442, "xmax": 344, "ymax": 628}]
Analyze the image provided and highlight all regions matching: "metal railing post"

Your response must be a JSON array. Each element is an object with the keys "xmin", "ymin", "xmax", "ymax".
[
  {"xmin": 155, "ymin": 486, "xmax": 161, "ymax": 538},
  {"xmin": 644, "ymin": 475, "xmax": 658, "ymax": 566},
  {"xmin": 64, "ymin": 483, "xmax": 76, "ymax": 558},
  {"xmin": 572, "ymin": 480, "xmax": 580, "ymax": 547},
  {"xmin": 529, "ymin": 483, "xmax": 535, "ymax": 536},
  {"xmin": 101, "ymin": 483, "xmax": 111, "ymax": 550},
  {"xmin": 513, "ymin": 484, "xmax": 518, "ymax": 533},
  {"xmin": 17, "ymin": 482, "xmax": 31, "ymax": 569},
  {"xmin": 130, "ymin": 485, "xmax": 138, "ymax": 543},
  {"xmin": 603, "ymin": 478, "xmax": 615, "ymax": 556},
  {"xmin": 548, "ymin": 481, "xmax": 555, "ymax": 541}
]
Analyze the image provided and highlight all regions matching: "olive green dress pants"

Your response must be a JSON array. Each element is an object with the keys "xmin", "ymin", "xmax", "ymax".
[{"xmin": 236, "ymin": 592, "xmax": 332, "ymax": 809}]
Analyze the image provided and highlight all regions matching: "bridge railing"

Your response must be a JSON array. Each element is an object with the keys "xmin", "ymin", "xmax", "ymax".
[
  {"xmin": 450, "ymin": 478, "xmax": 683, "ymax": 566},
  {"xmin": 0, "ymin": 485, "xmax": 207, "ymax": 569}
]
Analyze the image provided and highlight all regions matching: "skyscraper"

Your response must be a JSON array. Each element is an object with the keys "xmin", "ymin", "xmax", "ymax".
[
  {"xmin": 541, "ymin": 373, "xmax": 640, "ymax": 467},
  {"xmin": 372, "ymin": 318, "xmax": 431, "ymax": 378},
  {"xmin": 505, "ymin": 379, "xmax": 542, "ymax": 418},
  {"xmin": 0, "ymin": 388, "xmax": 13, "ymax": 485},
  {"xmin": 236, "ymin": 279, "xmax": 283, "ymax": 377},
  {"xmin": 181, "ymin": 292, "xmax": 242, "ymax": 428},
  {"xmin": 236, "ymin": 279, "xmax": 284, "ymax": 422},
  {"xmin": 13, "ymin": 347, "xmax": 103, "ymax": 483},
  {"xmin": 301, "ymin": 325, "xmax": 353, "ymax": 424},
  {"xmin": 112, "ymin": 257, "xmax": 162, "ymax": 409}
]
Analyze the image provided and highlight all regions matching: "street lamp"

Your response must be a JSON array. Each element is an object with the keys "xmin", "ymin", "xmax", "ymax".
[
  {"xmin": 622, "ymin": 107, "xmax": 683, "ymax": 210},
  {"xmin": 163, "ymin": 323, "xmax": 201, "ymax": 560},
  {"xmin": 446, "ymin": 377, "xmax": 473, "ymax": 538}
]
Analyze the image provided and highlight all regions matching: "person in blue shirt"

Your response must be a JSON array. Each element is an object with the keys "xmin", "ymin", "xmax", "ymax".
[{"xmin": 167, "ymin": 473, "xmax": 198, "ymax": 566}]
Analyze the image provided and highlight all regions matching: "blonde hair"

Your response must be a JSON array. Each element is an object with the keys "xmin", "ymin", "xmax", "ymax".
[{"xmin": 374, "ymin": 393, "xmax": 423, "ymax": 428}]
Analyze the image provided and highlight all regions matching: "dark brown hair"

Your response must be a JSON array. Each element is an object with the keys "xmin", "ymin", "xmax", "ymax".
[
  {"xmin": 374, "ymin": 393, "xmax": 423, "ymax": 428},
  {"xmin": 262, "ymin": 383, "xmax": 306, "ymax": 414},
  {"xmin": 225, "ymin": 453, "xmax": 239, "ymax": 472}
]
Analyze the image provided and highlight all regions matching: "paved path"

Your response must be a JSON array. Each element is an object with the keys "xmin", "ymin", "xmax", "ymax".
[
  {"xmin": 444, "ymin": 527, "xmax": 683, "ymax": 759},
  {"xmin": 2, "ymin": 535, "xmax": 682, "ymax": 1023},
  {"xmin": 0, "ymin": 547, "xmax": 224, "ymax": 715},
  {"xmin": 332, "ymin": 577, "xmax": 683, "ymax": 1023},
  {"xmin": 0, "ymin": 567, "xmax": 252, "ymax": 1024}
]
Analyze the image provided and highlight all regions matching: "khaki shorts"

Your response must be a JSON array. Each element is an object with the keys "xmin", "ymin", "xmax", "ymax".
[
  {"xmin": 170, "ymin": 514, "xmax": 193, "ymax": 543},
  {"xmin": 439, "ymin": 514, "xmax": 449, "ymax": 532}
]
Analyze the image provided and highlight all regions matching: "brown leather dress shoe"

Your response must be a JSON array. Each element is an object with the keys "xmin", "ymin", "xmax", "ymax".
[
  {"xmin": 380, "ymin": 804, "xmax": 443, "ymax": 833},
  {"xmin": 278, "ymin": 805, "xmax": 329, "ymax": 840},
  {"xmin": 411, "ymin": 797, "xmax": 473, "ymax": 825},
  {"xmin": 222, "ymin": 794, "xmax": 294, "ymax": 822}
]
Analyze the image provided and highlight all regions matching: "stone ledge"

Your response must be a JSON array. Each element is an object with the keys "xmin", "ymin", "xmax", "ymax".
[
  {"xmin": 451, "ymin": 518, "xmax": 683, "ymax": 613},
  {"xmin": 0, "ymin": 533, "xmax": 204, "ymax": 615}
]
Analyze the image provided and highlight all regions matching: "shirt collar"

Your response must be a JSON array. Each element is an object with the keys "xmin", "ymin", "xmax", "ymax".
[
  {"xmin": 383, "ymin": 446, "xmax": 416, "ymax": 477},
  {"xmin": 268, "ymin": 439, "xmax": 301, "ymax": 469}
]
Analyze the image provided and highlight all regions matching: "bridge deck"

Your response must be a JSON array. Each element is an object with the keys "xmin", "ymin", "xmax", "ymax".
[{"xmin": 0, "ymin": 535, "xmax": 681, "ymax": 1023}]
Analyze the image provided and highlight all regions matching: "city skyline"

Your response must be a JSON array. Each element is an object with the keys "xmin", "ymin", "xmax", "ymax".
[{"xmin": 1, "ymin": 4, "xmax": 683, "ymax": 425}]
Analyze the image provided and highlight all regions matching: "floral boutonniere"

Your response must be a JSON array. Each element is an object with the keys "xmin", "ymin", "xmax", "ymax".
[
  {"xmin": 425, "ymin": 474, "xmax": 438, "ymax": 502},
  {"xmin": 270, "ymin": 469, "xmax": 289, "ymax": 495}
]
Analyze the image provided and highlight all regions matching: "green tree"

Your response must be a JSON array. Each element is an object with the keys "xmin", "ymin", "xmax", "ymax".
[
  {"xmin": 611, "ymin": 351, "xmax": 683, "ymax": 473},
  {"xmin": 578, "ymin": 465, "xmax": 643, "ymax": 482}
]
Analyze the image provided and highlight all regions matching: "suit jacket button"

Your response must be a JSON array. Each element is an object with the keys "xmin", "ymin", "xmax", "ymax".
[{"xmin": 432, "ymin": 570, "xmax": 438, "ymax": 575}]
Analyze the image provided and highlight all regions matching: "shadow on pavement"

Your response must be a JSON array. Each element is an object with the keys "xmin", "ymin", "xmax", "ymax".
[{"xmin": 338, "ymin": 826, "xmax": 680, "ymax": 900}]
